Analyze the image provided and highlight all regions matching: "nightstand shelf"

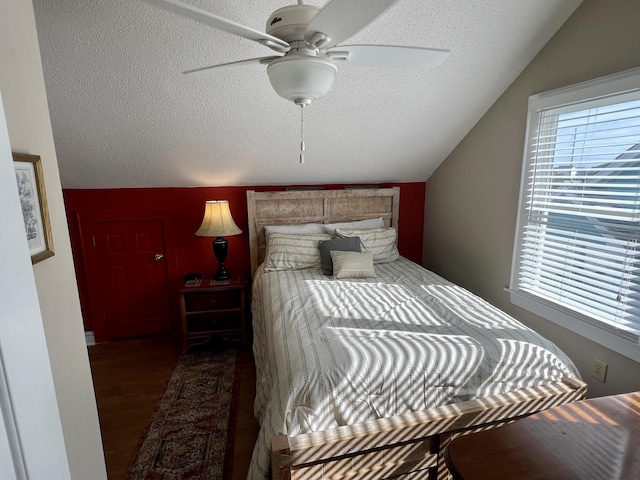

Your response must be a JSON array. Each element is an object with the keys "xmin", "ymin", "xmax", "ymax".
[{"xmin": 179, "ymin": 276, "xmax": 248, "ymax": 353}]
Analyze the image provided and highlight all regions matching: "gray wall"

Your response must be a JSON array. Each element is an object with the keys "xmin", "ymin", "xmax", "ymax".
[{"xmin": 423, "ymin": 0, "xmax": 640, "ymax": 398}]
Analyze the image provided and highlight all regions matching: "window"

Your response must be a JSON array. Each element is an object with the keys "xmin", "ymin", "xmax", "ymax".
[{"xmin": 509, "ymin": 68, "xmax": 640, "ymax": 361}]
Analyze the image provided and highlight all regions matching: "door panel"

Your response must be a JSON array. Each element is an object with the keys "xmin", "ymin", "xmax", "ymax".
[{"xmin": 93, "ymin": 220, "xmax": 172, "ymax": 339}]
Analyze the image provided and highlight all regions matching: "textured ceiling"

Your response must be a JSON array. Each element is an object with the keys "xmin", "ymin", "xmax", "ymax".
[{"xmin": 33, "ymin": 0, "xmax": 582, "ymax": 189}]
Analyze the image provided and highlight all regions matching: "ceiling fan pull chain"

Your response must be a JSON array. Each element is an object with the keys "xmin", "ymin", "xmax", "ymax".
[{"xmin": 300, "ymin": 104, "xmax": 305, "ymax": 164}]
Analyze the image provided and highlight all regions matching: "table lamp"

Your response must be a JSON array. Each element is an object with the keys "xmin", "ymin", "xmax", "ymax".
[{"xmin": 195, "ymin": 200, "xmax": 242, "ymax": 280}]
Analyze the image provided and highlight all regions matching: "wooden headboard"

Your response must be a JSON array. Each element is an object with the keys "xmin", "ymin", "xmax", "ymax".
[{"xmin": 246, "ymin": 188, "xmax": 400, "ymax": 276}]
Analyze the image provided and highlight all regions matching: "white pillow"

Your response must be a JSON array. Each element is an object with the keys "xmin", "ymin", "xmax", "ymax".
[
  {"xmin": 330, "ymin": 251, "xmax": 376, "ymax": 278},
  {"xmin": 334, "ymin": 227, "xmax": 399, "ymax": 264},
  {"xmin": 264, "ymin": 232, "xmax": 332, "ymax": 272},
  {"xmin": 263, "ymin": 224, "xmax": 327, "ymax": 260},
  {"xmin": 264, "ymin": 223, "xmax": 326, "ymax": 236},
  {"xmin": 323, "ymin": 217, "xmax": 384, "ymax": 233}
]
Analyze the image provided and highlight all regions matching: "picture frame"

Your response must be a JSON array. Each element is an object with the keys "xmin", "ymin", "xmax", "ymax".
[{"xmin": 13, "ymin": 153, "xmax": 55, "ymax": 264}]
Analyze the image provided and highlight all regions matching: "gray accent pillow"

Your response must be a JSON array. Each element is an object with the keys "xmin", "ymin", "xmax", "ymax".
[{"xmin": 318, "ymin": 237, "xmax": 361, "ymax": 275}]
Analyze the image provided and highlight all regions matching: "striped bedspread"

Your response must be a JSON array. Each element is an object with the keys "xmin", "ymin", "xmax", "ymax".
[{"xmin": 247, "ymin": 257, "xmax": 580, "ymax": 479}]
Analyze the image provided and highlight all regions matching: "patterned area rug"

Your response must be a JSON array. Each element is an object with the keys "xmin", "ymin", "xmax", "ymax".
[{"xmin": 127, "ymin": 349, "xmax": 239, "ymax": 480}]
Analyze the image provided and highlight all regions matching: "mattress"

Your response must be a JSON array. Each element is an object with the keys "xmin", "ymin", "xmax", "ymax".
[{"xmin": 247, "ymin": 257, "xmax": 580, "ymax": 479}]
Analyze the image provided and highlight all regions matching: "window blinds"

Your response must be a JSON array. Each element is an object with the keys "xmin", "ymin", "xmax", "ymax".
[{"xmin": 515, "ymin": 90, "xmax": 640, "ymax": 342}]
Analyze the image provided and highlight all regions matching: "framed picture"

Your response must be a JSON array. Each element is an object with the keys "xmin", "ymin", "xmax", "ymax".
[{"xmin": 13, "ymin": 153, "xmax": 55, "ymax": 264}]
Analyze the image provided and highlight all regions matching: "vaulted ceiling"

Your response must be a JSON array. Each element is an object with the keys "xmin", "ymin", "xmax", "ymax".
[{"xmin": 33, "ymin": 0, "xmax": 582, "ymax": 188}]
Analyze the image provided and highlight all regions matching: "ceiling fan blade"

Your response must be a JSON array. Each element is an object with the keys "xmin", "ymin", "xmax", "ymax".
[
  {"xmin": 305, "ymin": 0, "xmax": 398, "ymax": 48},
  {"xmin": 182, "ymin": 56, "xmax": 280, "ymax": 75},
  {"xmin": 328, "ymin": 45, "xmax": 449, "ymax": 68},
  {"xmin": 142, "ymin": 0, "xmax": 289, "ymax": 52}
]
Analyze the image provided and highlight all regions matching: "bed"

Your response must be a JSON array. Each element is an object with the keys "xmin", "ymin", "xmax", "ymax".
[{"xmin": 246, "ymin": 187, "xmax": 586, "ymax": 480}]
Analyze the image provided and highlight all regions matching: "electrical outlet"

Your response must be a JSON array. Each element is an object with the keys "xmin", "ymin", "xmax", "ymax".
[{"xmin": 591, "ymin": 358, "xmax": 608, "ymax": 383}]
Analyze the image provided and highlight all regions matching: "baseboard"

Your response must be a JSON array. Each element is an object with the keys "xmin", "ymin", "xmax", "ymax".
[{"xmin": 85, "ymin": 331, "xmax": 96, "ymax": 346}]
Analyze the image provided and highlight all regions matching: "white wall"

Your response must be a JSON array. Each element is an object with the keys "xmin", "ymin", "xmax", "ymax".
[
  {"xmin": 0, "ymin": 91, "xmax": 70, "ymax": 480},
  {"xmin": 0, "ymin": 1, "xmax": 107, "ymax": 478},
  {"xmin": 424, "ymin": 0, "xmax": 640, "ymax": 398}
]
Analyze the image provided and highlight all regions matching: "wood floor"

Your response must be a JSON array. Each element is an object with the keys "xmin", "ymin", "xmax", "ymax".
[{"xmin": 88, "ymin": 335, "xmax": 260, "ymax": 480}]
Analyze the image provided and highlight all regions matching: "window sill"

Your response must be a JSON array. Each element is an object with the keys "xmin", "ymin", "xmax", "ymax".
[{"xmin": 507, "ymin": 289, "xmax": 640, "ymax": 363}]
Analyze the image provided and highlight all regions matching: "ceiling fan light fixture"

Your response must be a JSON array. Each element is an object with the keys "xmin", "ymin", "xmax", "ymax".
[{"xmin": 266, "ymin": 55, "xmax": 337, "ymax": 106}]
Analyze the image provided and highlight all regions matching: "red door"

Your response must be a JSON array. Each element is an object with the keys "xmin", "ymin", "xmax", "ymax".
[{"xmin": 92, "ymin": 220, "xmax": 172, "ymax": 340}]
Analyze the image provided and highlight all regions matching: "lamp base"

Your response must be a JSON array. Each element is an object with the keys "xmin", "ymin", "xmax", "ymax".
[
  {"xmin": 212, "ymin": 236, "xmax": 232, "ymax": 281},
  {"xmin": 214, "ymin": 266, "xmax": 231, "ymax": 281}
]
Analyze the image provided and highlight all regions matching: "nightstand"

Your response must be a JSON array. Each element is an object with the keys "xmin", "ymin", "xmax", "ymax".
[{"xmin": 179, "ymin": 276, "xmax": 248, "ymax": 353}]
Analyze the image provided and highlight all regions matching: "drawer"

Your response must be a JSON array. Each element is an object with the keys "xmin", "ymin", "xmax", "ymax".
[
  {"xmin": 183, "ymin": 290, "xmax": 241, "ymax": 312},
  {"xmin": 187, "ymin": 312, "xmax": 242, "ymax": 333}
]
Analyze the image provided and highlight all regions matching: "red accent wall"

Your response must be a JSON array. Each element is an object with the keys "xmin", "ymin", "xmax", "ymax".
[{"xmin": 63, "ymin": 182, "xmax": 425, "ymax": 332}]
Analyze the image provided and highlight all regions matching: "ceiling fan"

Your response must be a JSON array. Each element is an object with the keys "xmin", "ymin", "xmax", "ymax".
[{"xmin": 142, "ymin": 0, "xmax": 450, "ymax": 106}]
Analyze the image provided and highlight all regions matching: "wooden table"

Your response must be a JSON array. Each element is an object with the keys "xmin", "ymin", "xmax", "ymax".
[
  {"xmin": 444, "ymin": 391, "xmax": 640, "ymax": 480},
  {"xmin": 179, "ymin": 276, "xmax": 248, "ymax": 353}
]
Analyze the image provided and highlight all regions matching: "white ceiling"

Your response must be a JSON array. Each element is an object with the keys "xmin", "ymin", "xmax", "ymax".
[{"xmin": 33, "ymin": 0, "xmax": 582, "ymax": 189}]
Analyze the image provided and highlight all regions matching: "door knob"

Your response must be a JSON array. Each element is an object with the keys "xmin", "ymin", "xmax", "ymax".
[{"xmin": 154, "ymin": 253, "xmax": 164, "ymax": 261}]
